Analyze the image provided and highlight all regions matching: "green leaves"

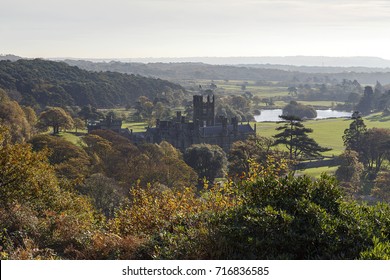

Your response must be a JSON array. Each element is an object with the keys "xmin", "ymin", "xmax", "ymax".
[{"xmin": 273, "ymin": 115, "xmax": 331, "ymax": 160}]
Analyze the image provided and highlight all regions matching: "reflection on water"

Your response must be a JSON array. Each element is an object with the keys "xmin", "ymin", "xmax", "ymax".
[{"xmin": 254, "ymin": 109, "xmax": 351, "ymax": 122}]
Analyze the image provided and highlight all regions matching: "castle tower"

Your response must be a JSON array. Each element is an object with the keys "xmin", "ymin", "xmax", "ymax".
[{"xmin": 193, "ymin": 95, "xmax": 215, "ymax": 126}]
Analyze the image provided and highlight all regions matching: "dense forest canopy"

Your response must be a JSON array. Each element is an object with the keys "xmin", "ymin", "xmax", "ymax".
[{"xmin": 0, "ymin": 59, "xmax": 185, "ymax": 109}]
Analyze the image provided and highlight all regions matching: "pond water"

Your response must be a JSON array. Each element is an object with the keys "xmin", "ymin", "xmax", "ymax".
[{"xmin": 254, "ymin": 109, "xmax": 352, "ymax": 122}]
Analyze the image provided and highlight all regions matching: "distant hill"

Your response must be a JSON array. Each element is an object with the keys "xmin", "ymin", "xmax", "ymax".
[
  {"xmin": 236, "ymin": 64, "xmax": 390, "ymax": 74},
  {"xmin": 0, "ymin": 59, "xmax": 184, "ymax": 108},
  {"xmin": 63, "ymin": 60, "xmax": 390, "ymax": 85},
  {"xmin": 107, "ymin": 56, "xmax": 390, "ymax": 68},
  {"xmin": 0, "ymin": 54, "xmax": 23, "ymax": 61}
]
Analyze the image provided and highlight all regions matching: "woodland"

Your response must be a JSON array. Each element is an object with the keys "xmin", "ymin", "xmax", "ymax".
[{"xmin": 1, "ymin": 58, "xmax": 390, "ymax": 259}]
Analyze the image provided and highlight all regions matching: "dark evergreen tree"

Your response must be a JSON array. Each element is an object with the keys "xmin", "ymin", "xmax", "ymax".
[
  {"xmin": 273, "ymin": 115, "xmax": 331, "ymax": 160},
  {"xmin": 356, "ymin": 86, "xmax": 374, "ymax": 115},
  {"xmin": 342, "ymin": 111, "xmax": 367, "ymax": 153}
]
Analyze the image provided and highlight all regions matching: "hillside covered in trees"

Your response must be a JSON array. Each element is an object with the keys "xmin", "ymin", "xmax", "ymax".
[
  {"xmin": 0, "ymin": 59, "xmax": 185, "ymax": 108},
  {"xmin": 64, "ymin": 60, "xmax": 390, "ymax": 84}
]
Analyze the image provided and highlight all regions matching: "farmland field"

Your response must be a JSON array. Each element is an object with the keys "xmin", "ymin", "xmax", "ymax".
[{"xmin": 192, "ymin": 79, "xmax": 289, "ymax": 99}]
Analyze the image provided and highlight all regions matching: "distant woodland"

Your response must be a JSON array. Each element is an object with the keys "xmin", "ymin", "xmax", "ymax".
[{"xmin": 64, "ymin": 59, "xmax": 390, "ymax": 84}]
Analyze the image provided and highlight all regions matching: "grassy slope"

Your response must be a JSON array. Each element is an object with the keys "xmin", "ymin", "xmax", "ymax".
[
  {"xmin": 255, "ymin": 115, "xmax": 390, "ymax": 156},
  {"xmin": 254, "ymin": 113, "xmax": 390, "ymax": 177}
]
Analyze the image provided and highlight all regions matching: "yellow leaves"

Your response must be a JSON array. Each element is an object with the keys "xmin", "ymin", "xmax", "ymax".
[
  {"xmin": 111, "ymin": 179, "xmax": 243, "ymax": 237},
  {"xmin": 109, "ymin": 155, "xmax": 292, "ymax": 241},
  {"xmin": 244, "ymin": 155, "xmax": 290, "ymax": 183}
]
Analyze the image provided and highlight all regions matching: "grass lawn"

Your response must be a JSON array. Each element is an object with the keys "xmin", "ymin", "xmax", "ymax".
[
  {"xmin": 252, "ymin": 113, "xmax": 390, "ymax": 177},
  {"xmin": 253, "ymin": 113, "xmax": 390, "ymax": 157},
  {"xmin": 122, "ymin": 121, "xmax": 148, "ymax": 132},
  {"xmin": 299, "ymin": 100, "xmax": 344, "ymax": 108},
  {"xmin": 58, "ymin": 131, "xmax": 87, "ymax": 146},
  {"xmin": 299, "ymin": 165, "xmax": 339, "ymax": 178},
  {"xmin": 194, "ymin": 79, "xmax": 289, "ymax": 99}
]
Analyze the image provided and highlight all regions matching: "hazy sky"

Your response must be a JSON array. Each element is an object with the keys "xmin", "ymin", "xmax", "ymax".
[{"xmin": 1, "ymin": 0, "xmax": 390, "ymax": 59}]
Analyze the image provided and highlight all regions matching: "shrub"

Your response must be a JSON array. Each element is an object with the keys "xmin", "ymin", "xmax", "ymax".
[{"xmin": 143, "ymin": 161, "xmax": 390, "ymax": 259}]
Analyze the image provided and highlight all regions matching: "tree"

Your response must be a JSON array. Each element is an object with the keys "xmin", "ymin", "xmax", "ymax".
[
  {"xmin": 78, "ymin": 105, "xmax": 102, "ymax": 121},
  {"xmin": 0, "ymin": 125, "xmax": 98, "ymax": 259},
  {"xmin": 184, "ymin": 144, "xmax": 227, "ymax": 184},
  {"xmin": 73, "ymin": 117, "xmax": 85, "ymax": 133},
  {"xmin": 228, "ymin": 135, "xmax": 276, "ymax": 177},
  {"xmin": 356, "ymin": 86, "xmax": 374, "ymax": 115},
  {"xmin": 137, "ymin": 142, "xmax": 198, "ymax": 188},
  {"xmin": 230, "ymin": 95, "xmax": 250, "ymax": 112},
  {"xmin": 252, "ymin": 96, "xmax": 262, "ymax": 107},
  {"xmin": 346, "ymin": 92, "xmax": 361, "ymax": 104},
  {"xmin": 359, "ymin": 128, "xmax": 390, "ymax": 175},
  {"xmin": 273, "ymin": 115, "xmax": 331, "ymax": 160},
  {"xmin": 372, "ymin": 171, "xmax": 390, "ymax": 202},
  {"xmin": 0, "ymin": 89, "xmax": 32, "ymax": 142},
  {"xmin": 37, "ymin": 107, "xmax": 74, "ymax": 134},
  {"xmin": 282, "ymin": 101, "xmax": 317, "ymax": 119},
  {"xmin": 287, "ymin": 86, "xmax": 298, "ymax": 96},
  {"xmin": 335, "ymin": 150, "xmax": 364, "ymax": 194},
  {"xmin": 83, "ymin": 130, "xmax": 197, "ymax": 188},
  {"xmin": 77, "ymin": 173, "xmax": 124, "ymax": 218},
  {"xmin": 29, "ymin": 134, "xmax": 91, "ymax": 182},
  {"xmin": 342, "ymin": 111, "xmax": 367, "ymax": 153}
]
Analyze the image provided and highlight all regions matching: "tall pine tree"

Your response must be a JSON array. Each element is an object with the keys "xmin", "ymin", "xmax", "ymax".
[{"xmin": 273, "ymin": 115, "xmax": 331, "ymax": 160}]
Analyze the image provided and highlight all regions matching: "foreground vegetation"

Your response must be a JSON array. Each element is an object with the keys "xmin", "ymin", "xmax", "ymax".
[
  {"xmin": 1, "ymin": 58, "xmax": 390, "ymax": 260},
  {"xmin": 2, "ymin": 127, "xmax": 390, "ymax": 259}
]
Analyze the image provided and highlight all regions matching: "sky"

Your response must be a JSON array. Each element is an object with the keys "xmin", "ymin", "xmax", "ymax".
[{"xmin": 1, "ymin": 0, "xmax": 390, "ymax": 59}]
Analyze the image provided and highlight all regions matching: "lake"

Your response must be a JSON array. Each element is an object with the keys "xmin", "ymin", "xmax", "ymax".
[{"xmin": 254, "ymin": 109, "xmax": 352, "ymax": 122}]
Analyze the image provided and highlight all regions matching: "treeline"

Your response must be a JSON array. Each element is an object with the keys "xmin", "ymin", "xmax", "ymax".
[
  {"xmin": 64, "ymin": 60, "xmax": 390, "ymax": 84},
  {"xmin": 0, "ymin": 59, "xmax": 185, "ymax": 109}
]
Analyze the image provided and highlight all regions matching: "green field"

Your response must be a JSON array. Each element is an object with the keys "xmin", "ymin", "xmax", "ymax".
[
  {"xmin": 122, "ymin": 121, "xmax": 148, "ymax": 132},
  {"xmin": 298, "ymin": 165, "xmax": 339, "ymax": 178},
  {"xmin": 58, "ymin": 131, "xmax": 86, "ymax": 146},
  {"xmin": 253, "ymin": 114, "xmax": 390, "ymax": 177},
  {"xmin": 254, "ymin": 114, "xmax": 390, "ymax": 157},
  {"xmin": 299, "ymin": 100, "xmax": 343, "ymax": 108},
  {"xmin": 194, "ymin": 79, "xmax": 289, "ymax": 99}
]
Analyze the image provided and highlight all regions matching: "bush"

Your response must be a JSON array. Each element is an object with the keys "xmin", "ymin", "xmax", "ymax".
[{"xmin": 143, "ymin": 161, "xmax": 390, "ymax": 259}]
